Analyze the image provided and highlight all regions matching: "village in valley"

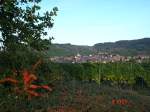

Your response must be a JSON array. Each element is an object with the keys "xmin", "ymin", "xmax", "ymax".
[{"xmin": 50, "ymin": 52, "xmax": 150, "ymax": 63}]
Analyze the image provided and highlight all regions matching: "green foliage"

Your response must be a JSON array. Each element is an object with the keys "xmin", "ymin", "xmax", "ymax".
[
  {"xmin": 0, "ymin": 0, "xmax": 58, "ymax": 51},
  {"xmin": 36, "ymin": 62, "xmax": 64, "ymax": 83},
  {"xmin": 82, "ymin": 63, "xmax": 98, "ymax": 81},
  {"xmin": 0, "ymin": 0, "xmax": 58, "ymax": 70},
  {"xmin": 53, "ymin": 62, "xmax": 150, "ymax": 87},
  {"xmin": 60, "ymin": 63, "xmax": 84, "ymax": 80},
  {"xmin": 133, "ymin": 76, "xmax": 148, "ymax": 89},
  {"xmin": 0, "ymin": 48, "xmax": 42, "ymax": 71}
]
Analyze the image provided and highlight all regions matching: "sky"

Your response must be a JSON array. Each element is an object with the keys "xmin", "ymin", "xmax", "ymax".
[{"xmin": 39, "ymin": 0, "xmax": 150, "ymax": 46}]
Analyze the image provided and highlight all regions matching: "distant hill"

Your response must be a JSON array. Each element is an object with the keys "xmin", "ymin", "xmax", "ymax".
[
  {"xmin": 47, "ymin": 43, "xmax": 96, "ymax": 56},
  {"xmin": 94, "ymin": 38, "xmax": 150, "ymax": 56},
  {"xmin": 47, "ymin": 38, "xmax": 150, "ymax": 56}
]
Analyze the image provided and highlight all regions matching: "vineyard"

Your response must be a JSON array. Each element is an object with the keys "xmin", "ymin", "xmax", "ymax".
[{"xmin": 59, "ymin": 62, "xmax": 150, "ymax": 87}]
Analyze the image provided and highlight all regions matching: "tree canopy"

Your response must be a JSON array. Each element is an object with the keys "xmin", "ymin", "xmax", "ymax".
[{"xmin": 0, "ymin": 0, "xmax": 58, "ymax": 70}]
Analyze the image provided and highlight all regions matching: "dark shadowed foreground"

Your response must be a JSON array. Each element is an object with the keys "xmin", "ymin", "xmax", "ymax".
[{"xmin": 0, "ymin": 79, "xmax": 150, "ymax": 112}]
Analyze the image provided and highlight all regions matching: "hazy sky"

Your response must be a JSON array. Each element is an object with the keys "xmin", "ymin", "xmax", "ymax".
[{"xmin": 40, "ymin": 0, "xmax": 150, "ymax": 46}]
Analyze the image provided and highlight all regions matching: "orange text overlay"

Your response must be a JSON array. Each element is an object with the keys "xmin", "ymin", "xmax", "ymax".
[{"xmin": 112, "ymin": 98, "xmax": 129, "ymax": 106}]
